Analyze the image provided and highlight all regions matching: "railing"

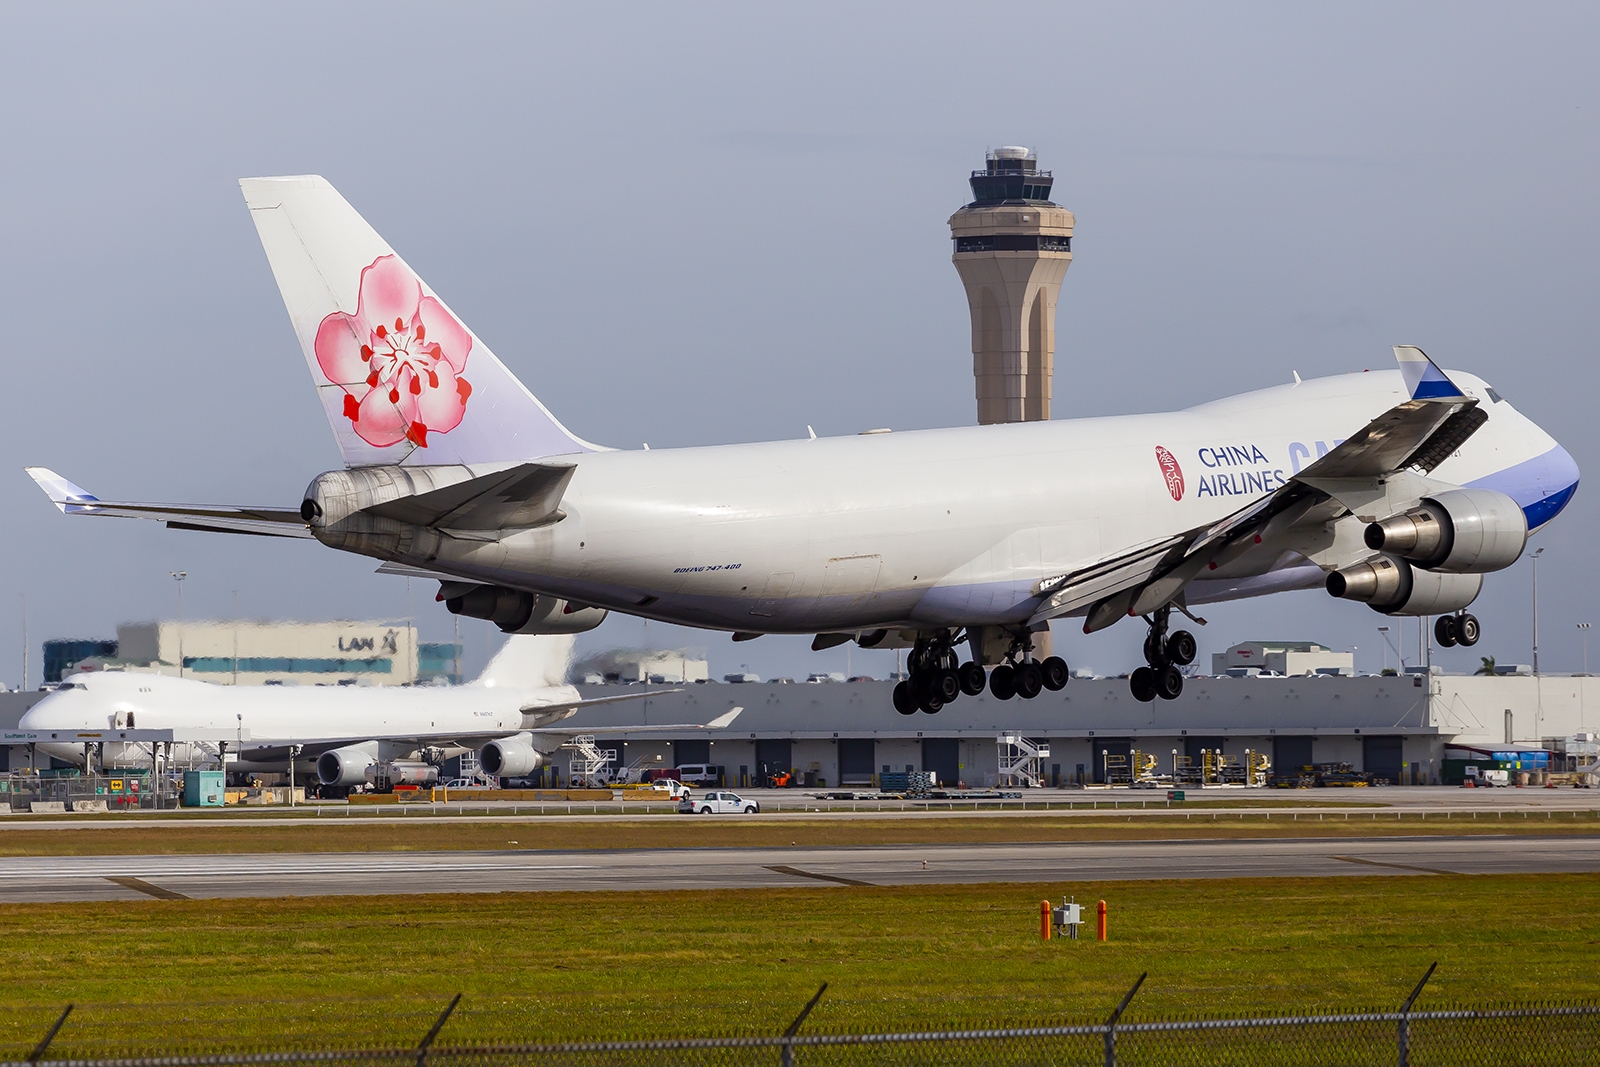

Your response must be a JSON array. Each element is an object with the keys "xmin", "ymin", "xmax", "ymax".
[{"xmin": 14, "ymin": 968, "xmax": 1600, "ymax": 1067}]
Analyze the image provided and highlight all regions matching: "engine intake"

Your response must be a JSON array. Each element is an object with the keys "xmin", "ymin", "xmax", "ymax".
[
  {"xmin": 445, "ymin": 585, "xmax": 608, "ymax": 635},
  {"xmin": 480, "ymin": 737, "xmax": 545, "ymax": 778},
  {"xmin": 317, "ymin": 745, "xmax": 376, "ymax": 787},
  {"xmin": 1364, "ymin": 489, "xmax": 1527, "ymax": 573},
  {"xmin": 1327, "ymin": 554, "xmax": 1482, "ymax": 616}
]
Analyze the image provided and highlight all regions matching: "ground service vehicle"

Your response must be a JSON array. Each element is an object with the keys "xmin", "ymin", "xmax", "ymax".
[{"xmin": 679, "ymin": 791, "xmax": 760, "ymax": 815}]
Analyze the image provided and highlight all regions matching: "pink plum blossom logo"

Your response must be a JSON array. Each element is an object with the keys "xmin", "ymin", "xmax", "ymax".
[{"xmin": 314, "ymin": 255, "xmax": 472, "ymax": 448}]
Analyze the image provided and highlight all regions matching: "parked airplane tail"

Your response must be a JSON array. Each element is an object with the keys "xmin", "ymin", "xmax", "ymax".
[
  {"xmin": 239, "ymin": 176, "xmax": 598, "ymax": 468},
  {"xmin": 475, "ymin": 634, "xmax": 577, "ymax": 690}
]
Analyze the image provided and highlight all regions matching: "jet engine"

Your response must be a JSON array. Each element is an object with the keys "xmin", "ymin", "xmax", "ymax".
[
  {"xmin": 480, "ymin": 737, "xmax": 545, "ymax": 777},
  {"xmin": 444, "ymin": 584, "xmax": 608, "ymax": 635},
  {"xmin": 317, "ymin": 745, "xmax": 376, "ymax": 787},
  {"xmin": 1326, "ymin": 554, "xmax": 1482, "ymax": 615},
  {"xmin": 1364, "ymin": 488, "xmax": 1527, "ymax": 573}
]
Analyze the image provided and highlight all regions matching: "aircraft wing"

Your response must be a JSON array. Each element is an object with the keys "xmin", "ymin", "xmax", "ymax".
[
  {"xmin": 527, "ymin": 706, "xmax": 744, "ymax": 736},
  {"xmin": 1031, "ymin": 346, "xmax": 1484, "ymax": 632},
  {"xmin": 25, "ymin": 468, "xmax": 311, "ymax": 539}
]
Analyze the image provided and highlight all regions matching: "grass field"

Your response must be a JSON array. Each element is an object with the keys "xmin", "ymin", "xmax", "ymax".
[
  {"xmin": 3, "ymin": 874, "xmax": 1596, "ymax": 1057},
  {"xmin": 0, "ymin": 810, "xmax": 1593, "ymax": 855}
]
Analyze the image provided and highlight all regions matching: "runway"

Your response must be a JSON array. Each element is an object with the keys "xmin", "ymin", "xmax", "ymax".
[{"xmin": 3, "ymin": 834, "xmax": 1596, "ymax": 902}]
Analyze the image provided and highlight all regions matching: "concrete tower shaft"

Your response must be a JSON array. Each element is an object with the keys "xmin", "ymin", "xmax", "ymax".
[{"xmin": 949, "ymin": 147, "xmax": 1074, "ymax": 424}]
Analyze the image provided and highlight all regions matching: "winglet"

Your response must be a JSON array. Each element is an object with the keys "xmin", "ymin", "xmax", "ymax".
[
  {"xmin": 705, "ymin": 707, "xmax": 744, "ymax": 729},
  {"xmin": 1393, "ymin": 346, "xmax": 1466, "ymax": 401},
  {"xmin": 24, "ymin": 468, "xmax": 100, "ymax": 513}
]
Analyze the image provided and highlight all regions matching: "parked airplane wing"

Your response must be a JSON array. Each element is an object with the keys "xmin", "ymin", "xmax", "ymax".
[
  {"xmin": 527, "ymin": 706, "xmax": 743, "ymax": 736},
  {"xmin": 24, "ymin": 467, "xmax": 311, "ymax": 539},
  {"xmin": 1032, "ymin": 347, "xmax": 1484, "ymax": 631}
]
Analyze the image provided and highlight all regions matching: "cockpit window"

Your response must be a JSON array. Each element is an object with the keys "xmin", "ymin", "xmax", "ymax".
[
  {"xmin": 1485, "ymin": 387, "xmax": 1504, "ymax": 403},
  {"xmin": 56, "ymin": 682, "xmax": 76, "ymax": 690}
]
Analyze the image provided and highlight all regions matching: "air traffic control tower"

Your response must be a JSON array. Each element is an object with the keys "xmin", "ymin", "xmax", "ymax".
[{"xmin": 949, "ymin": 147, "xmax": 1074, "ymax": 424}]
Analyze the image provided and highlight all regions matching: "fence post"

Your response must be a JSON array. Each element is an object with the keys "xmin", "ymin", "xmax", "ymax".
[
  {"xmin": 27, "ymin": 1004, "xmax": 72, "ymax": 1063},
  {"xmin": 1396, "ymin": 962, "xmax": 1437, "ymax": 1067},
  {"xmin": 780, "ymin": 983, "xmax": 827, "ymax": 1067},
  {"xmin": 1103, "ymin": 973, "xmax": 1147, "ymax": 1067},
  {"xmin": 416, "ymin": 993, "xmax": 462, "ymax": 1067}
]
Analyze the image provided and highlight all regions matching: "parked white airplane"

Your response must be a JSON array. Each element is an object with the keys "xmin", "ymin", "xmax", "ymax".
[
  {"xmin": 27, "ymin": 176, "xmax": 1578, "ymax": 713},
  {"xmin": 17, "ymin": 634, "xmax": 737, "ymax": 788}
]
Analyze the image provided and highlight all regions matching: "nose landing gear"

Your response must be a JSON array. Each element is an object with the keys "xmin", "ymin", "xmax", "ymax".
[{"xmin": 1130, "ymin": 606, "xmax": 1194, "ymax": 703}]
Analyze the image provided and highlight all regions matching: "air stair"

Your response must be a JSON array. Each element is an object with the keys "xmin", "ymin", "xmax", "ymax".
[{"xmin": 996, "ymin": 733, "xmax": 1050, "ymax": 788}]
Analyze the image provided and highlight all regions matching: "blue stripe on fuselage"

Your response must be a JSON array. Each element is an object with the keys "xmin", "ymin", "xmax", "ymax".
[{"xmin": 1466, "ymin": 444, "xmax": 1580, "ymax": 531}]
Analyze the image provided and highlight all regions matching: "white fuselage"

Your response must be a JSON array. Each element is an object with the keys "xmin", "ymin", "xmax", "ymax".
[
  {"xmin": 349, "ymin": 370, "xmax": 1575, "ymax": 634},
  {"xmin": 17, "ymin": 671, "xmax": 569, "ymax": 771}
]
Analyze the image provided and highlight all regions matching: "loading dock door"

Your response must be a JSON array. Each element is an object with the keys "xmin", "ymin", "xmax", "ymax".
[
  {"xmin": 1184, "ymin": 736, "xmax": 1227, "ymax": 761},
  {"xmin": 755, "ymin": 739, "xmax": 792, "ymax": 784},
  {"xmin": 922, "ymin": 738, "xmax": 959, "ymax": 787},
  {"xmin": 1363, "ymin": 736, "xmax": 1404, "ymax": 784},
  {"xmin": 1274, "ymin": 736, "xmax": 1314, "ymax": 775},
  {"xmin": 674, "ymin": 740, "xmax": 710, "ymax": 767},
  {"xmin": 837, "ymin": 739, "xmax": 875, "ymax": 785},
  {"xmin": 1093, "ymin": 740, "xmax": 1132, "ymax": 784}
]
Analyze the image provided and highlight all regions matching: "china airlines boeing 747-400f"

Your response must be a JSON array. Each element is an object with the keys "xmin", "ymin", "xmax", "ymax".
[
  {"xmin": 27, "ymin": 176, "xmax": 1579, "ymax": 711},
  {"xmin": 15, "ymin": 634, "xmax": 737, "ymax": 789}
]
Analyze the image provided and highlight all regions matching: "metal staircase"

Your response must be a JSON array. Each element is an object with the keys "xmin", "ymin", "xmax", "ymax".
[{"xmin": 996, "ymin": 733, "xmax": 1050, "ymax": 787}]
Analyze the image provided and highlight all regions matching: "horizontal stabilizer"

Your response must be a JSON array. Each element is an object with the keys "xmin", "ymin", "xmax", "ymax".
[
  {"xmin": 363, "ymin": 462, "xmax": 575, "ymax": 531},
  {"xmin": 24, "ymin": 467, "xmax": 311, "ymax": 539}
]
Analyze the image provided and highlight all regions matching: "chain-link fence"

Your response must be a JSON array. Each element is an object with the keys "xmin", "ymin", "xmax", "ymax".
[{"xmin": 12, "ymin": 973, "xmax": 1600, "ymax": 1067}]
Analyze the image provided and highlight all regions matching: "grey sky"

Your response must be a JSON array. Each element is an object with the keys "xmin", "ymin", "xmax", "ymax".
[{"xmin": 2, "ymin": 2, "xmax": 1596, "ymax": 684}]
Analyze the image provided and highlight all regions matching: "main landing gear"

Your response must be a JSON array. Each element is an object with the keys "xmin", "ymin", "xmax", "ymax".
[
  {"xmin": 1434, "ymin": 612, "xmax": 1480, "ymax": 648},
  {"xmin": 892, "ymin": 631, "xmax": 1068, "ymax": 714},
  {"xmin": 1129, "ymin": 605, "xmax": 1195, "ymax": 703}
]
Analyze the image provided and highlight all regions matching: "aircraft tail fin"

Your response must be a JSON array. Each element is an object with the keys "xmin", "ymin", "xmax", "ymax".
[
  {"xmin": 1393, "ymin": 345, "xmax": 1467, "ymax": 401},
  {"xmin": 475, "ymin": 634, "xmax": 576, "ymax": 689},
  {"xmin": 238, "ymin": 176, "xmax": 599, "ymax": 468}
]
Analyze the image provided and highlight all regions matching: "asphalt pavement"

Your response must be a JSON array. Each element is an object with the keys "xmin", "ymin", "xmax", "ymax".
[{"xmin": 4, "ymin": 834, "xmax": 1596, "ymax": 902}]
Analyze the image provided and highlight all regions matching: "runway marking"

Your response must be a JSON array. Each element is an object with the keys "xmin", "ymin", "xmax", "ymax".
[
  {"xmin": 105, "ymin": 876, "xmax": 189, "ymax": 900},
  {"xmin": 1329, "ymin": 855, "xmax": 1458, "ymax": 876},
  {"xmin": 764, "ymin": 864, "xmax": 876, "ymax": 887}
]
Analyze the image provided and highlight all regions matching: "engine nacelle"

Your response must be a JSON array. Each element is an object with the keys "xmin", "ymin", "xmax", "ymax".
[
  {"xmin": 1364, "ymin": 488, "xmax": 1527, "ymax": 573},
  {"xmin": 367, "ymin": 760, "xmax": 439, "ymax": 788},
  {"xmin": 1326, "ymin": 554, "xmax": 1482, "ymax": 616},
  {"xmin": 480, "ymin": 737, "xmax": 546, "ymax": 777},
  {"xmin": 445, "ymin": 585, "xmax": 608, "ymax": 635},
  {"xmin": 317, "ymin": 745, "xmax": 376, "ymax": 787}
]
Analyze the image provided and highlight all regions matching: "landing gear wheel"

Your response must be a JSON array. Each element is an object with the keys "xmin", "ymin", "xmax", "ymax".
[
  {"xmin": 919, "ymin": 693, "xmax": 944, "ymax": 714},
  {"xmin": 931, "ymin": 668, "xmax": 961, "ymax": 703},
  {"xmin": 1040, "ymin": 656, "xmax": 1069, "ymax": 691},
  {"xmin": 1434, "ymin": 615, "xmax": 1458, "ymax": 648},
  {"xmin": 1130, "ymin": 666, "xmax": 1157, "ymax": 702},
  {"xmin": 1165, "ymin": 630, "xmax": 1197, "ymax": 666},
  {"xmin": 1157, "ymin": 664, "xmax": 1185, "ymax": 700},
  {"xmin": 1015, "ymin": 661, "xmax": 1044, "ymax": 699},
  {"xmin": 1144, "ymin": 629, "xmax": 1165, "ymax": 667},
  {"xmin": 892, "ymin": 681, "xmax": 917, "ymax": 715},
  {"xmin": 958, "ymin": 661, "xmax": 987, "ymax": 696},
  {"xmin": 1456, "ymin": 613, "xmax": 1480, "ymax": 647},
  {"xmin": 989, "ymin": 664, "xmax": 1017, "ymax": 700}
]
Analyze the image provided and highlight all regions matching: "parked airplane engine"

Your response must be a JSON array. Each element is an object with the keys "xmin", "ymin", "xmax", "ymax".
[
  {"xmin": 317, "ymin": 745, "xmax": 376, "ymax": 787},
  {"xmin": 1326, "ymin": 554, "xmax": 1482, "ymax": 615},
  {"xmin": 368, "ymin": 760, "xmax": 439, "ymax": 788},
  {"xmin": 444, "ymin": 585, "xmax": 607, "ymax": 635},
  {"xmin": 1364, "ymin": 489, "xmax": 1527, "ymax": 573},
  {"xmin": 480, "ymin": 737, "xmax": 545, "ymax": 777}
]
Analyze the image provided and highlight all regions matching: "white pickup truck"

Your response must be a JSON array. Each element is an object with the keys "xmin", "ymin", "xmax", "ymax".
[{"xmin": 678, "ymin": 790, "xmax": 760, "ymax": 815}]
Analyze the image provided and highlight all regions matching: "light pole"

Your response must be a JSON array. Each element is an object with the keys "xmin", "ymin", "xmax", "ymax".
[
  {"xmin": 1530, "ymin": 548, "xmax": 1544, "ymax": 676},
  {"xmin": 1378, "ymin": 625, "xmax": 1394, "ymax": 673},
  {"xmin": 170, "ymin": 571, "xmax": 187, "ymax": 678},
  {"xmin": 1579, "ymin": 623, "xmax": 1591, "ymax": 676}
]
